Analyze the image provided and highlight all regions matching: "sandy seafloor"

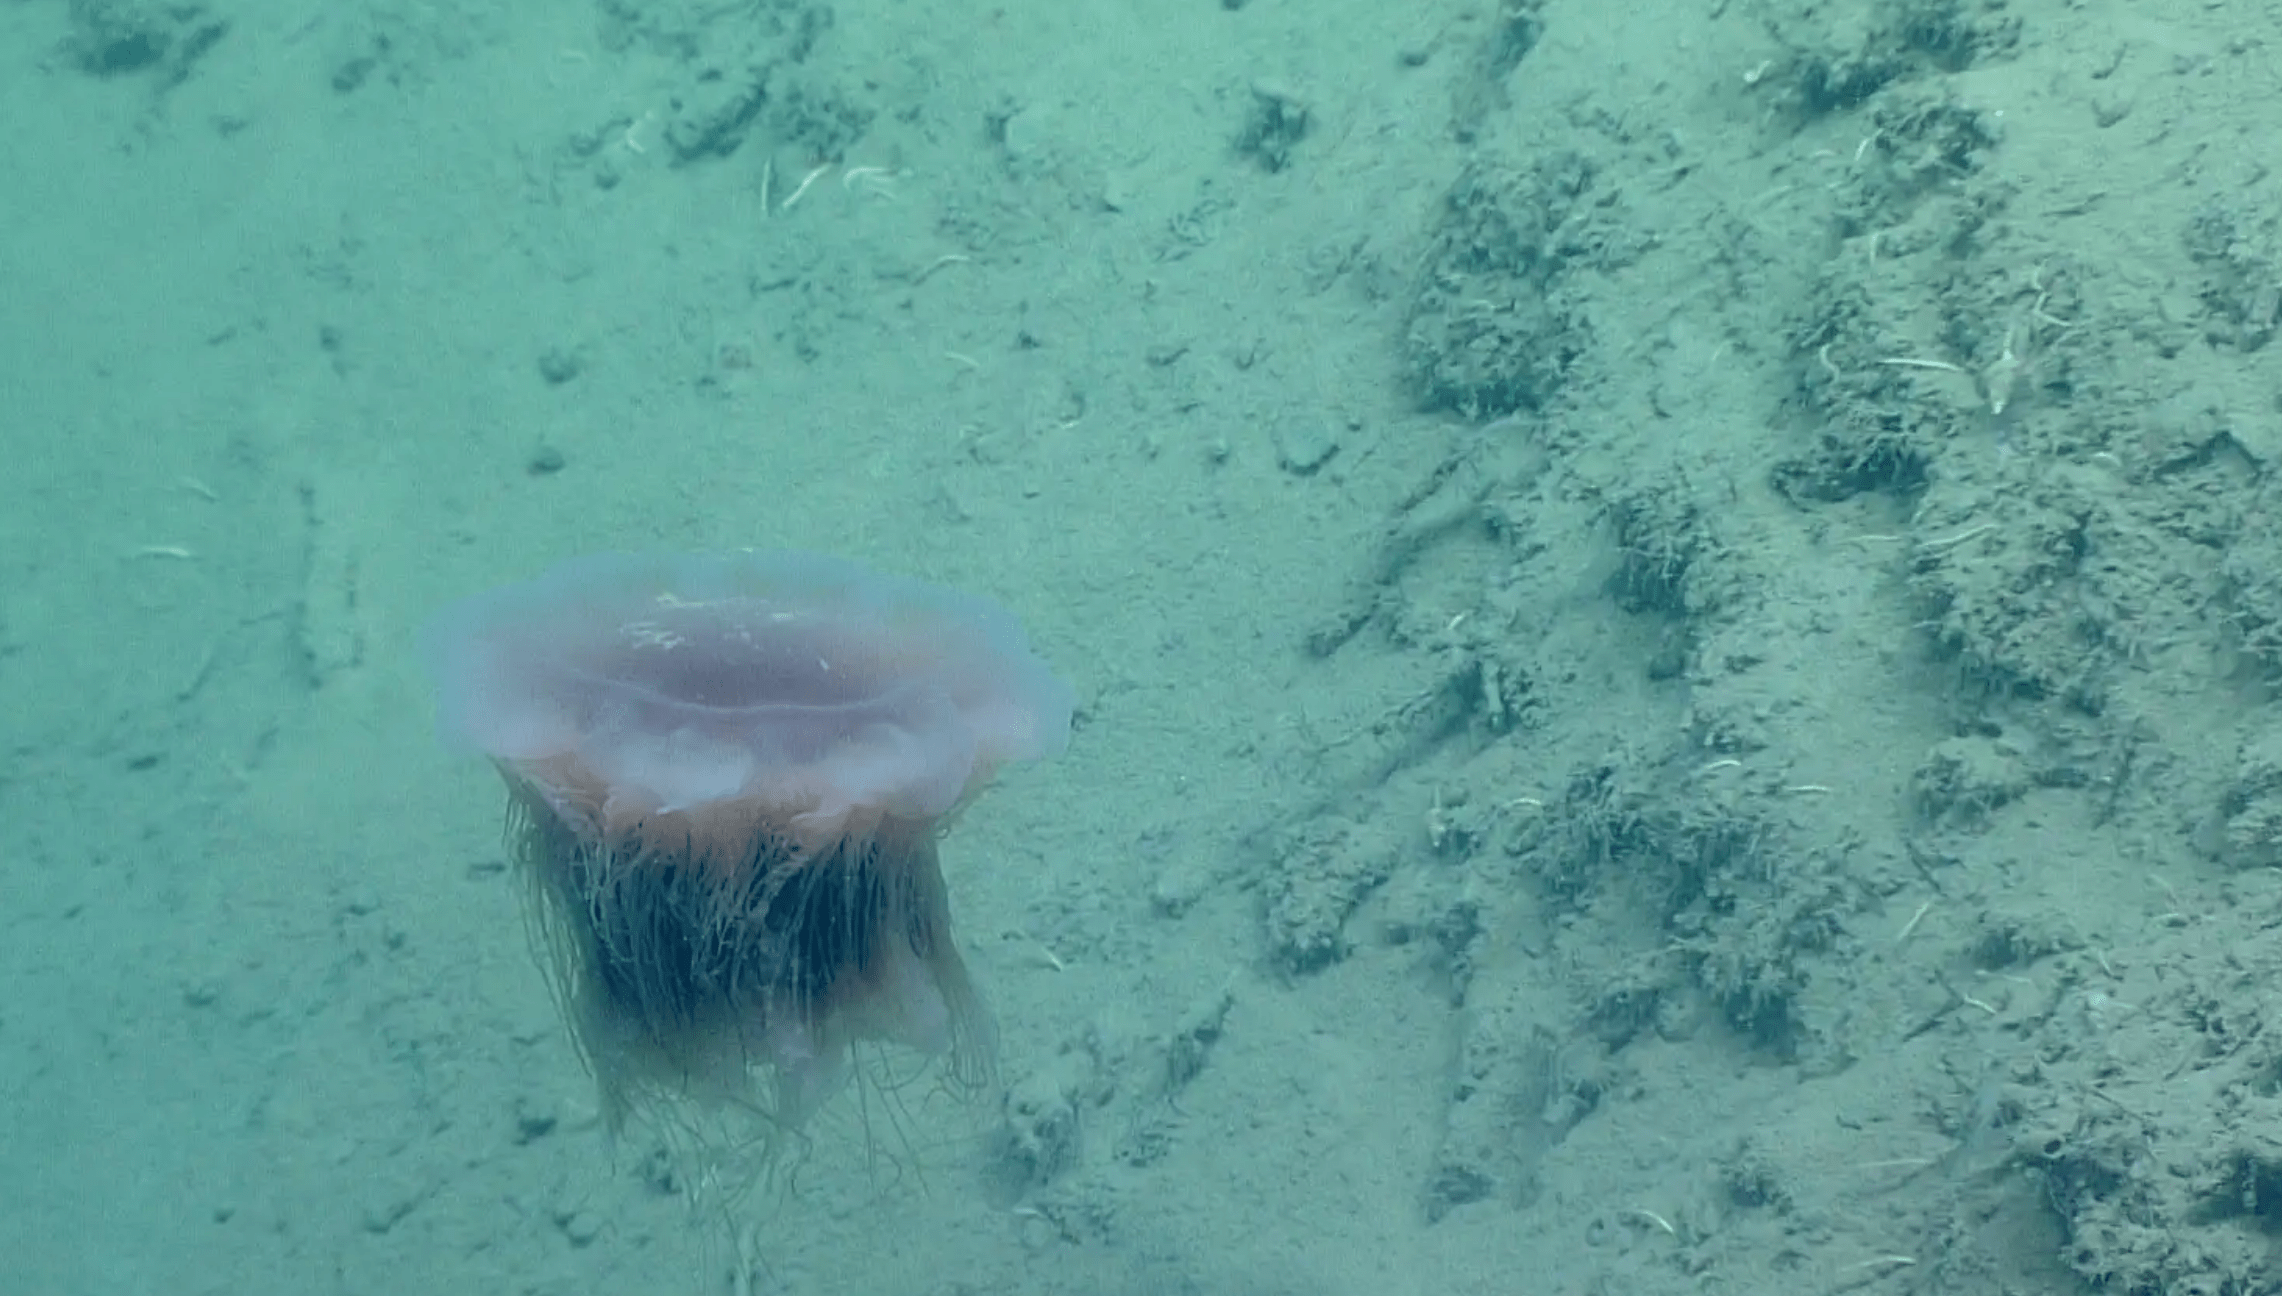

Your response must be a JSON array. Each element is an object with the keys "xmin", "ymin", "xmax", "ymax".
[{"xmin": 8, "ymin": 0, "xmax": 2282, "ymax": 1292}]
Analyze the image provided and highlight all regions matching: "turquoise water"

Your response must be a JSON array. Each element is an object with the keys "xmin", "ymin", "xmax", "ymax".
[{"xmin": 5, "ymin": 0, "xmax": 2276, "ymax": 1292}]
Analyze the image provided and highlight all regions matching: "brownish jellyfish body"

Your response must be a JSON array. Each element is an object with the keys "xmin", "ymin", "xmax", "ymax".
[
  {"xmin": 503, "ymin": 752, "xmax": 986, "ymax": 1130},
  {"xmin": 421, "ymin": 551, "xmax": 1073, "ymax": 1139}
]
